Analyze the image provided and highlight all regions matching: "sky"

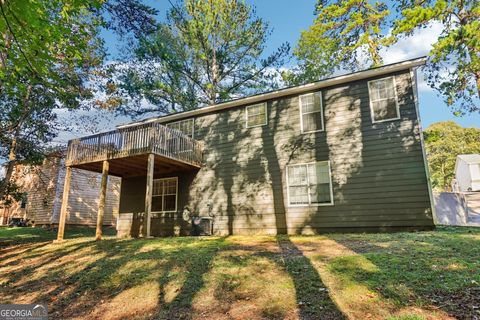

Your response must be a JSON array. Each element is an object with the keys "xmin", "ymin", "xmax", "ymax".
[{"xmin": 102, "ymin": 0, "xmax": 480, "ymax": 130}]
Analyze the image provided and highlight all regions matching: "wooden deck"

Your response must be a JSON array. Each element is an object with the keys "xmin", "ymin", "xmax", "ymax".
[{"xmin": 66, "ymin": 122, "xmax": 203, "ymax": 177}]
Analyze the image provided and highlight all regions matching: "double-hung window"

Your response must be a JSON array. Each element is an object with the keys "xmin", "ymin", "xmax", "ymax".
[
  {"xmin": 299, "ymin": 92, "xmax": 324, "ymax": 133},
  {"xmin": 287, "ymin": 161, "xmax": 333, "ymax": 206},
  {"xmin": 152, "ymin": 177, "xmax": 178, "ymax": 212},
  {"xmin": 246, "ymin": 103, "xmax": 267, "ymax": 128},
  {"xmin": 368, "ymin": 77, "xmax": 400, "ymax": 123},
  {"xmin": 166, "ymin": 118, "xmax": 194, "ymax": 138}
]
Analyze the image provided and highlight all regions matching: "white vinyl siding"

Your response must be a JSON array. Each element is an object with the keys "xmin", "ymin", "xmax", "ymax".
[
  {"xmin": 299, "ymin": 92, "xmax": 324, "ymax": 133},
  {"xmin": 368, "ymin": 76, "xmax": 400, "ymax": 123},
  {"xmin": 246, "ymin": 103, "xmax": 267, "ymax": 128},
  {"xmin": 167, "ymin": 118, "xmax": 194, "ymax": 138},
  {"xmin": 471, "ymin": 164, "xmax": 480, "ymax": 182},
  {"xmin": 152, "ymin": 177, "xmax": 178, "ymax": 212},
  {"xmin": 287, "ymin": 161, "xmax": 333, "ymax": 206}
]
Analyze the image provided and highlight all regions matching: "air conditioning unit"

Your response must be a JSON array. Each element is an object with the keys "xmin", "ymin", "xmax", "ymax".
[{"xmin": 192, "ymin": 216, "xmax": 213, "ymax": 236}]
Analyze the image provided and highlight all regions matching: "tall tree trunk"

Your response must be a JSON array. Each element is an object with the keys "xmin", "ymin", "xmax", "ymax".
[
  {"xmin": 368, "ymin": 40, "xmax": 382, "ymax": 67},
  {"xmin": 0, "ymin": 84, "xmax": 32, "ymax": 200},
  {"xmin": 465, "ymin": 43, "xmax": 480, "ymax": 99},
  {"xmin": 0, "ymin": 130, "xmax": 19, "ymax": 200},
  {"xmin": 459, "ymin": 14, "xmax": 480, "ymax": 98},
  {"xmin": 210, "ymin": 45, "xmax": 218, "ymax": 105},
  {"xmin": 475, "ymin": 59, "xmax": 480, "ymax": 98}
]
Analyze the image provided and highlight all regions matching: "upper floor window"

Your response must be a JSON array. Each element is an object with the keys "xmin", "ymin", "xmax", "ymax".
[
  {"xmin": 246, "ymin": 102, "xmax": 267, "ymax": 128},
  {"xmin": 299, "ymin": 92, "xmax": 324, "ymax": 133},
  {"xmin": 152, "ymin": 177, "xmax": 178, "ymax": 212},
  {"xmin": 287, "ymin": 161, "xmax": 333, "ymax": 206},
  {"xmin": 368, "ymin": 77, "xmax": 400, "ymax": 123},
  {"xmin": 167, "ymin": 118, "xmax": 194, "ymax": 138}
]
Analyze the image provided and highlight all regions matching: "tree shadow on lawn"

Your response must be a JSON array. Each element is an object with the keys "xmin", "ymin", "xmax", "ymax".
[
  {"xmin": 322, "ymin": 228, "xmax": 480, "ymax": 319},
  {"xmin": 188, "ymin": 235, "xmax": 345, "ymax": 320},
  {"xmin": 1, "ymin": 233, "xmax": 347, "ymax": 320},
  {"xmin": 276, "ymin": 235, "xmax": 345, "ymax": 320},
  {"xmin": 9, "ymin": 229, "xmax": 476, "ymax": 319},
  {"xmin": 0, "ymin": 227, "xmax": 117, "ymax": 271},
  {"xmin": 0, "ymin": 236, "xmax": 227, "ymax": 320},
  {"xmin": 0, "ymin": 226, "xmax": 117, "ymax": 248}
]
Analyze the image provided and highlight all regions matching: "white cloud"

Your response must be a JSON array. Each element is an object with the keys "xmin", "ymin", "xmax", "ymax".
[
  {"xmin": 0, "ymin": 166, "xmax": 5, "ymax": 179},
  {"xmin": 416, "ymin": 75, "xmax": 432, "ymax": 92},
  {"xmin": 379, "ymin": 22, "xmax": 443, "ymax": 93},
  {"xmin": 380, "ymin": 22, "xmax": 443, "ymax": 64}
]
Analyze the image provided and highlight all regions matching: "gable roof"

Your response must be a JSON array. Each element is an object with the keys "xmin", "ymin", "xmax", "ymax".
[
  {"xmin": 457, "ymin": 154, "xmax": 480, "ymax": 164},
  {"xmin": 117, "ymin": 56, "xmax": 427, "ymax": 129}
]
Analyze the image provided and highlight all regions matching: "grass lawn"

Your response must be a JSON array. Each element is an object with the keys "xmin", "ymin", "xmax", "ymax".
[{"xmin": 0, "ymin": 226, "xmax": 479, "ymax": 320}]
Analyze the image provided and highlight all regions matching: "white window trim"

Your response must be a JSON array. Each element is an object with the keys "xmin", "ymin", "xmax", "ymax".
[
  {"xmin": 286, "ymin": 160, "xmax": 334, "ymax": 207},
  {"xmin": 151, "ymin": 177, "xmax": 178, "ymax": 213},
  {"xmin": 367, "ymin": 76, "xmax": 401, "ymax": 124},
  {"xmin": 245, "ymin": 102, "xmax": 268, "ymax": 128},
  {"xmin": 299, "ymin": 92, "xmax": 325, "ymax": 134},
  {"xmin": 166, "ymin": 118, "xmax": 195, "ymax": 138}
]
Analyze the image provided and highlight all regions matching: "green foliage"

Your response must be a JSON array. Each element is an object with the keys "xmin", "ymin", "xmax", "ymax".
[
  {"xmin": 423, "ymin": 121, "xmax": 480, "ymax": 190},
  {"xmin": 0, "ymin": 0, "xmax": 105, "ymax": 96},
  {"xmin": 0, "ymin": 0, "xmax": 106, "ymax": 200},
  {"xmin": 0, "ymin": 0, "xmax": 158, "ymax": 199},
  {"xmin": 289, "ymin": 0, "xmax": 394, "ymax": 85},
  {"xmin": 0, "ymin": 180, "xmax": 25, "ymax": 206},
  {"xmin": 101, "ymin": 0, "xmax": 158, "ymax": 38},
  {"xmin": 294, "ymin": 0, "xmax": 479, "ymax": 114},
  {"xmin": 394, "ymin": 0, "xmax": 480, "ymax": 113},
  {"xmin": 107, "ymin": 0, "xmax": 289, "ymax": 117}
]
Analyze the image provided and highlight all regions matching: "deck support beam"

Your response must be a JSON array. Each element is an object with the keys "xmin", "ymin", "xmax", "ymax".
[
  {"xmin": 95, "ymin": 160, "xmax": 109, "ymax": 240},
  {"xmin": 56, "ymin": 166, "xmax": 72, "ymax": 242},
  {"xmin": 145, "ymin": 153, "xmax": 154, "ymax": 237}
]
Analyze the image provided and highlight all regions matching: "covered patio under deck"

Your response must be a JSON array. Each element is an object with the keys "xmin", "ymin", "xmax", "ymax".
[{"xmin": 55, "ymin": 121, "xmax": 203, "ymax": 241}]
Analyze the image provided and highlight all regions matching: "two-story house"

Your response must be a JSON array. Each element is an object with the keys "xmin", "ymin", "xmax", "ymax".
[{"xmin": 56, "ymin": 57, "xmax": 435, "ymax": 239}]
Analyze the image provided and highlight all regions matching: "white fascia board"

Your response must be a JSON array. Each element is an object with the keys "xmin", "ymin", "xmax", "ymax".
[{"xmin": 118, "ymin": 57, "xmax": 427, "ymax": 129}]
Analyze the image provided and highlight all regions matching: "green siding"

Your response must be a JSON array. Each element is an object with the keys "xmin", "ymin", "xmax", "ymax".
[{"xmin": 118, "ymin": 69, "xmax": 434, "ymax": 236}]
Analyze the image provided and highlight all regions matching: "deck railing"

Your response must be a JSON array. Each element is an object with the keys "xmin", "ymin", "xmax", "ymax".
[{"xmin": 66, "ymin": 122, "xmax": 203, "ymax": 167}]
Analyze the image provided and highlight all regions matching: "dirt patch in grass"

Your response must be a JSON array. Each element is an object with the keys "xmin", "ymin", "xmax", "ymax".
[{"xmin": 425, "ymin": 287, "xmax": 480, "ymax": 320}]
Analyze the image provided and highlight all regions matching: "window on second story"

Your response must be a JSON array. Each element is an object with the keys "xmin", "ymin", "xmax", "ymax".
[
  {"xmin": 299, "ymin": 92, "xmax": 324, "ymax": 133},
  {"xmin": 368, "ymin": 76, "xmax": 400, "ymax": 123},
  {"xmin": 166, "ymin": 118, "xmax": 194, "ymax": 138},
  {"xmin": 246, "ymin": 102, "xmax": 267, "ymax": 128}
]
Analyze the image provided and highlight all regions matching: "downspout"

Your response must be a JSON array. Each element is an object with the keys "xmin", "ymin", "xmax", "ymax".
[{"xmin": 410, "ymin": 67, "xmax": 437, "ymax": 225}]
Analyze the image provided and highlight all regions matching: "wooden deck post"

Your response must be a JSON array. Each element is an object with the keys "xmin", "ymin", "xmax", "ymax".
[
  {"xmin": 145, "ymin": 153, "xmax": 154, "ymax": 237},
  {"xmin": 56, "ymin": 166, "xmax": 72, "ymax": 242},
  {"xmin": 95, "ymin": 160, "xmax": 109, "ymax": 240}
]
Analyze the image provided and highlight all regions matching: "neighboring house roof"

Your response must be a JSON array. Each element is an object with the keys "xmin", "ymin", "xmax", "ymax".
[
  {"xmin": 118, "ymin": 56, "xmax": 427, "ymax": 129},
  {"xmin": 457, "ymin": 154, "xmax": 480, "ymax": 164}
]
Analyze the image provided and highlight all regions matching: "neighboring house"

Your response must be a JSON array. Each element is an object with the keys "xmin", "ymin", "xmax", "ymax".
[
  {"xmin": 58, "ymin": 57, "xmax": 435, "ymax": 238},
  {"xmin": 453, "ymin": 154, "xmax": 480, "ymax": 192},
  {"xmin": 434, "ymin": 192, "xmax": 480, "ymax": 227},
  {"xmin": 0, "ymin": 153, "xmax": 120, "ymax": 226}
]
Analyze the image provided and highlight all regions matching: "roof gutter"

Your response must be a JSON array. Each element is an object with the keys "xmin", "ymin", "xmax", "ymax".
[{"xmin": 117, "ymin": 57, "xmax": 427, "ymax": 129}]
